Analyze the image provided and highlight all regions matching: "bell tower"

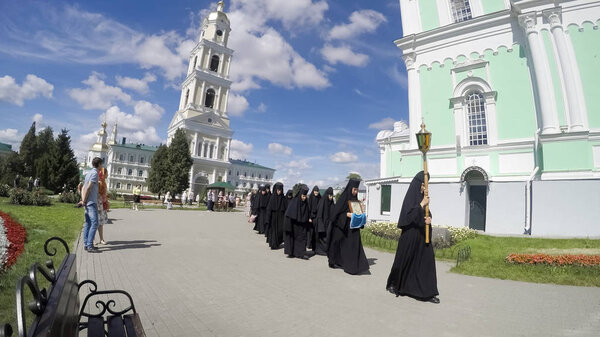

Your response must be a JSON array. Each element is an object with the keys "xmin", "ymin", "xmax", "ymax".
[{"xmin": 167, "ymin": 1, "xmax": 234, "ymax": 192}]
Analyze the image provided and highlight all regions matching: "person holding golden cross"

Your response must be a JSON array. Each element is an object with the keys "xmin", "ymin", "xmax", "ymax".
[{"xmin": 386, "ymin": 122, "xmax": 439, "ymax": 304}]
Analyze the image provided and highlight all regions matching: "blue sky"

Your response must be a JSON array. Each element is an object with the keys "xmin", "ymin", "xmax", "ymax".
[{"xmin": 0, "ymin": 0, "xmax": 408, "ymax": 188}]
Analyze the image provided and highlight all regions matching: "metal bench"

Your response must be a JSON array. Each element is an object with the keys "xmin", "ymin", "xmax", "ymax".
[{"xmin": 1, "ymin": 237, "xmax": 146, "ymax": 337}]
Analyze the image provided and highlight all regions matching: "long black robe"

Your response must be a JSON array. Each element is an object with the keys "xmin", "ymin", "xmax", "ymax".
[
  {"xmin": 263, "ymin": 185, "xmax": 272, "ymax": 237},
  {"xmin": 306, "ymin": 186, "xmax": 321, "ymax": 250},
  {"xmin": 256, "ymin": 187, "xmax": 269, "ymax": 234},
  {"xmin": 284, "ymin": 185, "xmax": 310, "ymax": 258},
  {"xmin": 251, "ymin": 191, "xmax": 260, "ymax": 231},
  {"xmin": 327, "ymin": 179, "xmax": 369, "ymax": 275},
  {"xmin": 266, "ymin": 183, "xmax": 286, "ymax": 249},
  {"xmin": 386, "ymin": 171, "xmax": 438, "ymax": 300},
  {"xmin": 314, "ymin": 187, "xmax": 334, "ymax": 256}
]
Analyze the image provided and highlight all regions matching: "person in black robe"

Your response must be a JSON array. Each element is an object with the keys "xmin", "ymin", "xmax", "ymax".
[
  {"xmin": 327, "ymin": 179, "xmax": 369, "ymax": 275},
  {"xmin": 386, "ymin": 171, "xmax": 439, "ymax": 304},
  {"xmin": 314, "ymin": 187, "xmax": 334, "ymax": 255},
  {"xmin": 257, "ymin": 186, "xmax": 269, "ymax": 234},
  {"xmin": 263, "ymin": 184, "xmax": 272, "ymax": 237},
  {"xmin": 266, "ymin": 182, "xmax": 286, "ymax": 249},
  {"xmin": 285, "ymin": 190, "xmax": 293, "ymax": 199},
  {"xmin": 283, "ymin": 184, "xmax": 310, "ymax": 259},
  {"xmin": 307, "ymin": 186, "xmax": 321, "ymax": 251},
  {"xmin": 251, "ymin": 188, "xmax": 260, "ymax": 231}
]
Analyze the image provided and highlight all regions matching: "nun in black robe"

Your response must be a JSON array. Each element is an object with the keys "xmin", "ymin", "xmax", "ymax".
[
  {"xmin": 314, "ymin": 187, "xmax": 334, "ymax": 255},
  {"xmin": 283, "ymin": 185, "xmax": 310, "ymax": 259},
  {"xmin": 307, "ymin": 186, "xmax": 321, "ymax": 250},
  {"xmin": 327, "ymin": 179, "xmax": 369, "ymax": 275},
  {"xmin": 386, "ymin": 171, "xmax": 439, "ymax": 303},
  {"xmin": 285, "ymin": 190, "xmax": 293, "ymax": 199},
  {"xmin": 256, "ymin": 186, "xmax": 269, "ymax": 234},
  {"xmin": 266, "ymin": 182, "xmax": 287, "ymax": 249},
  {"xmin": 262, "ymin": 184, "xmax": 272, "ymax": 237},
  {"xmin": 251, "ymin": 188, "xmax": 260, "ymax": 231}
]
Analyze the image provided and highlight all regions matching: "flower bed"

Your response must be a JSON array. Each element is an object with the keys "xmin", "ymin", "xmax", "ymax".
[
  {"xmin": 0, "ymin": 211, "xmax": 27, "ymax": 271},
  {"xmin": 506, "ymin": 253, "xmax": 600, "ymax": 267},
  {"xmin": 368, "ymin": 221, "xmax": 478, "ymax": 244}
]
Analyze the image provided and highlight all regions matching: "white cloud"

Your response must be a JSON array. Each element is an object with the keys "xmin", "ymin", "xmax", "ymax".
[
  {"xmin": 369, "ymin": 117, "xmax": 396, "ymax": 130},
  {"xmin": 230, "ymin": 139, "xmax": 253, "ymax": 159},
  {"xmin": 328, "ymin": 10, "xmax": 387, "ymax": 41},
  {"xmin": 228, "ymin": 93, "xmax": 250, "ymax": 116},
  {"xmin": 68, "ymin": 73, "xmax": 132, "ymax": 110},
  {"xmin": 0, "ymin": 128, "xmax": 22, "ymax": 149},
  {"xmin": 389, "ymin": 63, "xmax": 408, "ymax": 89},
  {"xmin": 115, "ymin": 73, "xmax": 156, "ymax": 94},
  {"xmin": 0, "ymin": 74, "xmax": 53, "ymax": 106},
  {"xmin": 330, "ymin": 151, "xmax": 358, "ymax": 163},
  {"xmin": 257, "ymin": 103, "xmax": 267, "ymax": 113},
  {"xmin": 101, "ymin": 102, "xmax": 164, "ymax": 132},
  {"xmin": 281, "ymin": 159, "xmax": 312, "ymax": 170},
  {"xmin": 321, "ymin": 44, "xmax": 369, "ymax": 67},
  {"xmin": 268, "ymin": 143, "xmax": 292, "ymax": 156}
]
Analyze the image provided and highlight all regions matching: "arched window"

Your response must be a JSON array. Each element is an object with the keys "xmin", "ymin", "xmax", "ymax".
[
  {"xmin": 466, "ymin": 92, "xmax": 488, "ymax": 146},
  {"xmin": 193, "ymin": 56, "xmax": 198, "ymax": 69},
  {"xmin": 140, "ymin": 157, "xmax": 145, "ymax": 164},
  {"xmin": 119, "ymin": 154, "xmax": 124, "ymax": 161},
  {"xmin": 210, "ymin": 55, "xmax": 220, "ymax": 72},
  {"xmin": 451, "ymin": 0, "xmax": 472, "ymax": 23},
  {"xmin": 184, "ymin": 89, "xmax": 190, "ymax": 107},
  {"xmin": 204, "ymin": 89, "xmax": 215, "ymax": 108}
]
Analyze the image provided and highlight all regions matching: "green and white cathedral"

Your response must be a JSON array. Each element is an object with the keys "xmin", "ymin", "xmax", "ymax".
[{"xmin": 365, "ymin": 0, "xmax": 600, "ymax": 237}]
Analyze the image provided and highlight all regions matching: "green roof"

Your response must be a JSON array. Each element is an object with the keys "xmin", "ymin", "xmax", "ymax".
[
  {"xmin": 230, "ymin": 159, "xmax": 274, "ymax": 171},
  {"xmin": 207, "ymin": 181, "xmax": 236, "ymax": 190},
  {"xmin": 111, "ymin": 143, "xmax": 159, "ymax": 152},
  {"xmin": 0, "ymin": 142, "xmax": 14, "ymax": 153}
]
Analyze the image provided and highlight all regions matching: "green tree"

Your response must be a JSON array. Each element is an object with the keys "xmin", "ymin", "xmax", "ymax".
[
  {"xmin": 50, "ymin": 129, "xmax": 79, "ymax": 192},
  {"xmin": 165, "ymin": 129, "xmax": 193, "ymax": 195},
  {"xmin": 346, "ymin": 172, "xmax": 362, "ymax": 181},
  {"xmin": 0, "ymin": 152, "xmax": 24, "ymax": 186},
  {"xmin": 35, "ymin": 127, "xmax": 56, "ymax": 190},
  {"xmin": 147, "ymin": 144, "xmax": 169, "ymax": 197},
  {"xmin": 292, "ymin": 183, "xmax": 302, "ymax": 197},
  {"xmin": 19, "ymin": 121, "xmax": 37, "ymax": 177}
]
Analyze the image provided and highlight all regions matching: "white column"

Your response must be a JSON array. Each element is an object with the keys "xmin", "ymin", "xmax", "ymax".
[
  {"xmin": 451, "ymin": 97, "xmax": 465, "ymax": 148},
  {"xmin": 192, "ymin": 132, "xmax": 198, "ymax": 156},
  {"xmin": 189, "ymin": 79, "xmax": 198, "ymax": 107},
  {"xmin": 543, "ymin": 8, "xmax": 586, "ymax": 132},
  {"xmin": 199, "ymin": 81, "xmax": 206, "ymax": 108},
  {"xmin": 215, "ymin": 137, "xmax": 221, "ymax": 160},
  {"xmin": 205, "ymin": 48, "xmax": 213, "ymax": 69},
  {"xmin": 212, "ymin": 168, "xmax": 217, "ymax": 183},
  {"xmin": 225, "ymin": 55, "xmax": 232, "ymax": 78},
  {"xmin": 189, "ymin": 165, "xmax": 195, "ymax": 192},
  {"xmin": 200, "ymin": 141, "xmax": 205, "ymax": 157},
  {"xmin": 518, "ymin": 13, "xmax": 559, "ymax": 134},
  {"xmin": 216, "ymin": 86, "xmax": 223, "ymax": 112},
  {"xmin": 226, "ymin": 138, "xmax": 231, "ymax": 160},
  {"xmin": 197, "ymin": 46, "xmax": 205, "ymax": 70},
  {"xmin": 404, "ymin": 53, "xmax": 422, "ymax": 149},
  {"xmin": 223, "ymin": 89, "xmax": 230, "ymax": 115}
]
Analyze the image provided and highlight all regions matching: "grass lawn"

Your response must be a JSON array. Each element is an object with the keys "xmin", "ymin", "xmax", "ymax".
[
  {"xmin": 0, "ymin": 197, "xmax": 84, "ymax": 327},
  {"xmin": 361, "ymin": 228, "xmax": 600, "ymax": 287},
  {"xmin": 109, "ymin": 200, "xmax": 208, "ymax": 211}
]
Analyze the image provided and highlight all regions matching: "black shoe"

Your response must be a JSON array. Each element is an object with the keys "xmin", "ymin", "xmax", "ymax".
[
  {"xmin": 299, "ymin": 255, "xmax": 309, "ymax": 260},
  {"xmin": 89, "ymin": 246, "xmax": 99, "ymax": 250},
  {"xmin": 286, "ymin": 255, "xmax": 294, "ymax": 258},
  {"xmin": 428, "ymin": 296, "xmax": 440, "ymax": 304},
  {"xmin": 386, "ymin": 286, "xmax": 396, "ymax": 294}
]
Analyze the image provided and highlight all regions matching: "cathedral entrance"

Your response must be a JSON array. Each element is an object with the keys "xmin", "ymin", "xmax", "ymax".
[{"xmin": 461, "ymin": 167, "xmax": 488, "ymax": 231}]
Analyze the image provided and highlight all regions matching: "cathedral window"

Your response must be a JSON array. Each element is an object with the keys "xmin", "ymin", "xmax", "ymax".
[
  {"xmin": 209, "ymin": 144, "xmax": 214, "ymax": 158},
  {"xmin": 116, "ymin": 182, "xmax": 121, "ymax": 189},
  {"xmin": 119, "ymin": 154, "xmax": 124, "ymax": 161},
  {"xmin": 466, "ymin": 92, "xmax": 488, "ymax": 146},
  {"xmin": 210, "ymin": 55, "xmax": 220, "ymax": 72},
  {"xmin": 450, "ymin": 0, "xmax": 472, "ymax": 23},
  {"xmin": 128, "ymin": 168, "xmax": 133, "ymax": 176},
  {"xmin": 140, "ymin": 157, "xmax": 144, "ymax": 164},
  {"xmin": 117, "ymin": 168, "xmax": 122, "ymax": 175},
  {"xmin": 138, "ymin": 170, "xmax": 143, "ymax": 177},
  {"xmin": 204, "ymin": 89, "xmax": 216, "ymax": 108}
]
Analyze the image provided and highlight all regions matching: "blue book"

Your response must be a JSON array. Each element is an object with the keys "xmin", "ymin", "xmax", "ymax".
[{"xmin": 350, "ymin": 213, "xmax": 366, "ymax": 229}]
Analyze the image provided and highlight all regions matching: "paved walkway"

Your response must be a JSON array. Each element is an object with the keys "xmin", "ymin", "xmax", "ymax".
[{"xmin": 76, "ymin": 209, "xmax": 600, "ymax": 337}]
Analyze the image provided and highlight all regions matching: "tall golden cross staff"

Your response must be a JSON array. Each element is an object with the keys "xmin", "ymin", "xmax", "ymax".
[{"xmin": 416, "ymin": 121, "xmax": 432, "ymax": 244}]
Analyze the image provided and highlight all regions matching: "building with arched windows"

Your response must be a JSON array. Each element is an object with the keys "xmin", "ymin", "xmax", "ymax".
[
  {"xmin": 167, "ymin": 1, "xmax": 274, "ymax": 196},
  {"xmin": 365, "ymin": 0, "xmax": 600, "ymax": 237}
]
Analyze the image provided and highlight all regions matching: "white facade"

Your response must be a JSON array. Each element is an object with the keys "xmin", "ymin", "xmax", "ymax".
[
  {"xmin": 167, "ymin": 1, "xmax": 234, "ymax": 195},
  {"xmin": 228, "ymin": 159, "xmax": 275, "ymax": 194}
]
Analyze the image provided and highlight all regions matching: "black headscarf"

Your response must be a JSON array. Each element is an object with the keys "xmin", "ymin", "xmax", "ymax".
[
  {"xmin": 266, "ymin": 182, "xmax": 286, "ymax": 212},
  {"xmin": 284, "ymin": 184, "xmax": 310, "ymax": 222},
  {"xmin": 330, "ymin": 179, "xmax": 360, "ymax": 223},
  {"xmin": 316, "ymin": 187, "xmax": 334, "ymax": 223},
  {"xmin": 286, "ymin": 190, "xmax": 293, "ymax": 199},
  {"xmin": 398, "ymin": 171, "xmax": 430, "ymax": 228},
  {"xmin": 308, "ymin": 185, "xmax": 321, "ymax": 218},
  {"xmin": 258, "ymin": 185, "xmax": 270, "ymax": 208}
]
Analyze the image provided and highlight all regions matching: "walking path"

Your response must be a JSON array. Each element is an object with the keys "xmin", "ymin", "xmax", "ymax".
[{"xmin": 76, "ymin": 209, "xmax": 600, "ymax": 337}]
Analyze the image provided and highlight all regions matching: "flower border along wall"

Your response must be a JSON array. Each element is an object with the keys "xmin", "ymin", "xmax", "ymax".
[{"xmin": 0, "ymin": 211, "xmax": 27, "ymax": 272}]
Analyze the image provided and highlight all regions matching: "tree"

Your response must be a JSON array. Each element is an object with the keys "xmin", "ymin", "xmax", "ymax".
[
  {"xmin": 166, "ymin": 129, "xmax": 193, "ymax": 195},
  {"xmin": 147, "ymin": 144, "xmax": 169, "ymax": 197},
  {"xmin": 292, "ymin": 183, "xmax": 303, "ymax": 197},
  {"xmin": 0, "ymin": 153, "xmax": 24, "ymax": 186},
  {"xmin": 35, "ymin": 127, "xmax": 56, "ymax": 190},
  {"xmin": 19, "ymin": 122, "xmax": 37, "ymax": 177},
  {"xmin": 346, "ymin": 172, "xmax": 362, "ymax": 181},
  {"xmin": 50, "ymin": 129, "xmax": 79, "ymax": 191}
]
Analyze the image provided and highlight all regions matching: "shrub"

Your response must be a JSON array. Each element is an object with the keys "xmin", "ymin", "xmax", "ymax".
[
  {"xmin": 58, "ymin": 190, "xmax": 80, "ymax": 204},
  {"xmin": 369, "ymin": 221, "xmax": 402, "ymax": 241},
  {"xmin": 0, "ymin": 184, "xmax": 10, "ymax": 197},
  {"xmin": 108, "ymin": 189, "xmax": 119, "ymax": 200},
  {"xmin": 368, "ymin": 222, "xmax": 478, "ymax": 246},
  {"xmin": 9, "ymin": 189, "xmax": 51, "ymax": 206}
]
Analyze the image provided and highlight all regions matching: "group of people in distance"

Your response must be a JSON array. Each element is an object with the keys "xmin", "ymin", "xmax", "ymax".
[{"xmin": 246, "ymin": 172, "xmax": 440, "ymax": 304}]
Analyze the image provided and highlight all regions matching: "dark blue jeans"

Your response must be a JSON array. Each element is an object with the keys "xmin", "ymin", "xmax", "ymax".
[{"xmin": 83, "ymin": 204, "xmax": 98, "ymax": 249}]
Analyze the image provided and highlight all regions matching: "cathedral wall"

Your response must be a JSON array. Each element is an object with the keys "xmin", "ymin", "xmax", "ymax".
[
  {"xmin": 541, "ymin": 139, "xmax": 594, "ymax": 172},
  {"xmin": 419, "ymin": 61, "xmax": 455, "ymax": 147},
  {"xmin": 481, "ymin": 0, "xmax": 507, "ymax": 15},
  {"xmin": 418, "ymin": 0, "xmax": 440, "ymax": 31}
]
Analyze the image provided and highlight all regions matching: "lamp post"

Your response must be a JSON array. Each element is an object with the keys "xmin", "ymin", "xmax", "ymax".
[{"xmin": 416, "ymin": 121, "xmax": 432, "ymax": 244}]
